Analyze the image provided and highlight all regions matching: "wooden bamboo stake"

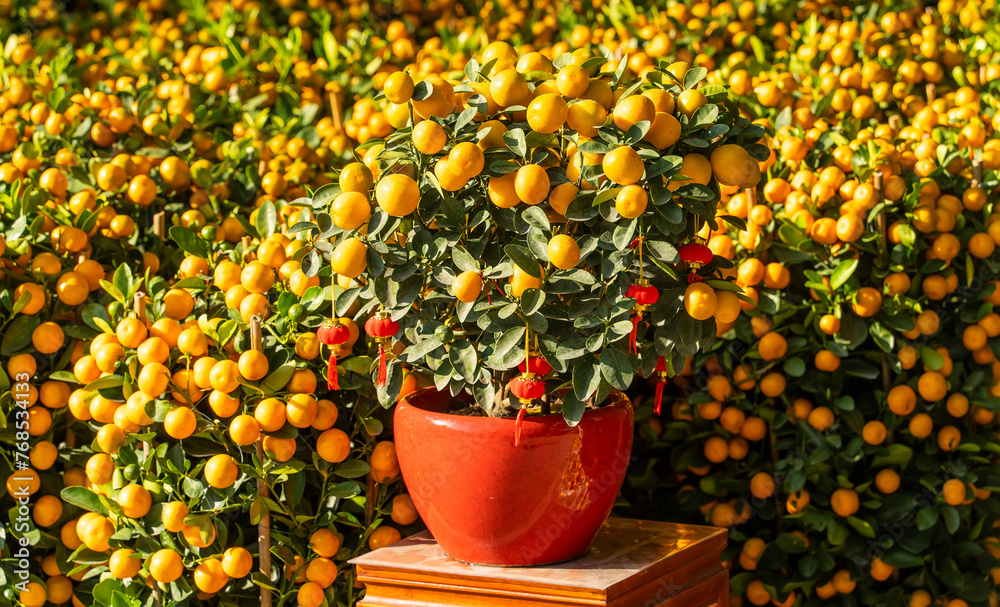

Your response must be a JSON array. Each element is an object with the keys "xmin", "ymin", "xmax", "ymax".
[
  {"xmin": 888, "ymin": 114, "xmax": 900, "ymax": 133},
  {"xmin": 134, "ymin": 292, "xmax": 152, "ymax": 462},
  {"xmin": 250, "ymin": 315, "xmax": 273, "ymax": 607},
  {"xmin": 926, "ymin": 83, "xmax": 936, "ymax": 103},
  {"xmin": 873, "ymin": 171, "xmax": 893, "ymax": 398},
  {"xmin": 152, "ymin": 212, "xmax": 166, "ymax": 238},
  {"xmin": 972, "ymin": 156, "xmax": 983, "ymax": 189},
  {"xmin": 874, "ymin": 170, "xmax": 887, "ymax": 271},
  {"xmin": 329, "ymin": 90, "xmax": 343, "ymax": 133}
]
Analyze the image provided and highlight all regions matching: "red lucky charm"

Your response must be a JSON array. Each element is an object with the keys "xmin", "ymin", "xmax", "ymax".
[
  {"xmin": 518, "ymin": 352, "xmax": 553, "ymax": 376},
  {"xmin": 364, "ymin": 312, "xmax": 400, "ymax": 388},
  {"xmin": 679, "ymin": 242, "xmax": 713, "ymax": 283},
  {"xmin": 625, "ymin": 280, "xmax": 659, "ymax": 355},
  {"xmin": 509, "ymin": 373, "xmax": 545, "ymax": 447},
  {"xmin": 653, "ymin": 356, "xmax": 668, "ymax": 415},
  {"xmin": 316, "ymin": 319, "xmax": 350, "ymax": 391}
]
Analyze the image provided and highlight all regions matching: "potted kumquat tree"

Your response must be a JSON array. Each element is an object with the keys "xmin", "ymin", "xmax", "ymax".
[{"xmin": 292, "ymin": 41, "xmax": 766, "ymax": 565}]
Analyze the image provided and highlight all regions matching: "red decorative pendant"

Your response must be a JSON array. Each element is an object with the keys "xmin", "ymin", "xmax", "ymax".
[
  {"xmin": 653, "ymin": 356, "xmax": 668, "ymax": 415},
  {"xmin": 625, "ymin": 280, "xmax": 659, "ymax": 354},
  {"xmin": 317, "ymin": 319, "xmax": 351, "ymax": 391},
  {"xmin": 679, "ymin": 242, "xmax": 713, "ymax": 283},
  {"xmin": 518, "ymin": 355, "xmax": 552, "ymax": 376},
  {"xmin": 365, "ymin": 313, "xmax": 400, "ymax": 388},
  {"xmin": 509, "ymin": 373, "xmax": 545, "ymax": 447}
]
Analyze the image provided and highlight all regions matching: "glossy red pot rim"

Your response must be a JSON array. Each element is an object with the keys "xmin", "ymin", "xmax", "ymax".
[{"xmin": 401, "ymin": 388, "xmax": 630, "ymax": 426}]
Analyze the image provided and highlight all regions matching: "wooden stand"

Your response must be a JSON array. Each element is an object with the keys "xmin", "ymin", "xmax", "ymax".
[{"xmin": 351, "ymin": 518, "xmax": 729, "ymax": 607}]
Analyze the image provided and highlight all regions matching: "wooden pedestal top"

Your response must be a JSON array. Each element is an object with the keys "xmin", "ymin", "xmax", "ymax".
[{"xmin": 351, "ymin": 519, "xmax": 729, "ymax": 607}]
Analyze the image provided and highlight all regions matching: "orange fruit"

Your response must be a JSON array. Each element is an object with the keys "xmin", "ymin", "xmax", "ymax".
[
  {"xmin": 149, "ymin": 549, "xmax": 184, "ymax": 583},
  {"xmin": 310, "ymin": 528, "xmax": 342, "ymax": 557},
  {"xmin": 222, "ymin": 546, "xmax": 253, "ymax": 578},
  {"xmin": 668, "ymin": 153, "xmax": 712, "ymax": 191},
  {"xmin": 830, "ymin": 488, "xmax": 860, "ymax": 517},
  {"xmin": 368, "ymin": 526, "xmax": 402, "ymax": 550},
  {"xmin": 117, "ymin": 484, "xmax": 152, "ymax": 518},
  {"xmin": 194, "ymin": 558, "xmax": 229, "ymax": 593},
  {"xmin": 109, "ymin": 548, "xmax": 142, "ymax": 579},
  {"xmin": 612, "ymin": 95, "xmax": 655, "ymax": 131},
  {"xmin": 509, "ymin": 264, "xmax": 543, "ymax": 297},
  {"xmin": 615, "ymin": 185, "xmax": 648, "ymax": 218},
  {"xmin": 490, "ymin": 69, "xmax": 530, "ymax": 108},
  {"xmin": 317, "ymin": 428, "xmax": 351, "ymax": 463},
  {"xmin": 684, "ymin": 282, "xmax": 717, "ymax": 320},
  {"xmin": 514, "ymin": 164, "xmax": 550, "ymax": 205},
  {"xmin": 203, "ymin": 454, "xmax": 239, "ymax": 488},
  {"xmin": 165, "ymin": 406, "xmax": 198, "ymax": 439},
  {"xmin": 239, "ymin": 349, "xmax": 269, "ymax": 381},
  {"xmin": 162, "ymin": 501, "xmax": 189, "ymax": 533},
  {"xmin": 412, "ymin": 120, "xmax": 447, "ymax": 154},
  {"xmin": 527, "ymin": 94, "xmax": 568, "ymax": 133},
  {"xmin": 547, "ymin": 234, "xmax": 581, "ymax": 269},
  {"xmin": 603, "ymin": 146, "xmax": 644, "ymax": 185},
  {"xmin": 391, "ymin": 494, "xmax": 419, "ymax": 525},
  {"xmin": 942, "ymin": 479, "xmax": 966, "ymax": 506}
]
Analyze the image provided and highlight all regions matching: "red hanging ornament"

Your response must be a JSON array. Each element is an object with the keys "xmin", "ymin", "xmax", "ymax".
[
  {"xmin": 625, "ymin": 280, "xmax": 659, "ymax": 355},
  {"xmin": 518, "ymin": 352, "xmax": 553, "ymax": 376},
  {"xmin": 653, "ymin": 356, "xmax": 668, "ymax": 415},
  {"xmin": 365, "ymin": 312, "xmax": 400, "ymax": 388},
  {"xmin": 509, "ymin": 373, "xmax": 545, "ymax": 447},
  {"xmin": 316, "ymin": 319, "xmax": 351, "ymax": 391},
  {"xmin": 679, "ymin": 242, "xmax": 713, "ymax": 283}
]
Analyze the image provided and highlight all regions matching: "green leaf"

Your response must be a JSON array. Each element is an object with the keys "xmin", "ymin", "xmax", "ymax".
[
  {"xmin": 450, "ymin": 340, "xmax": 477, "ymax": 383},
  {"xmin": 334, "ymin": 460, "xmax": 370, "ymax": 479},
  {"xmin": 452, "ymin": 245, "xmax": 479, "ymax": 273},
  {"xmin": 217, "ymin": 320, "xmax": 239, "ymax": 347},
  {"xmin": 916, "ymin": 507, "xmax": 938, "ymax": 531},
  {"xmin": 86, "ymin": 375, "xmax": 124, "ymax": 391},
  {"xmin": 782, "ymin": 357, "xmax": 806, "ymax": 377},
  {"xmin": 599, "ymin": 348, "xmax": 633, "ymax": 391},
  {"xmin": 260, "ymin": 364, "xmax": 294, "ymax": 394},
  {"xmin": 82, "ymin": 303, "xmax": 112, "ymax": 333},
  {"xmin": 573, "ymin": 360, "xmax": 601, "ymax": 401},
  {"xmin": 61, "ymin": 487, "xmax": 109, "ymax": 515},
  {"xmin": 521, "ymin": 207, "xmax": 550, "ymax": 233},
  {"xmin": 562, "ymin": 390, "xmax": 585, "ymax": 427},
  {"xmin": 872, "ymin": 444, "xmax": 912, "ymax": 467},
  {"xmin": 167, "ymin": 226, "xmax": 210, "ymax": 259},
  {"xmin": 520, "ymin": 289, "xmax": 545, "ymax": 316},
  {"xmin": 328, "ymin": 481, "xmax": 361, "ymax": 499},
  {"xmin": 255, "ymin": 200, "xmax": 277, "ymax": 238},
  {"xmin": 505, "ymin": 244, "xmax": 540, "ymax": 278},
  {"xmin": 774, "ymin": 533, "xmax": 808, "ymax": 554},
  {"xmin": 830, "ymin": 259, "xmax": 858, "ymax": 290},
  {"xmin": 920, "ymin": 346, "xmax": 943, "ymax": 371},
  {"xmin": 942, "ymin": 505, "xmax": 960, "ymax": 534},
  {"xmin": 301, "ymin": 286, "xmax": 325, "ymax": 311},
  {"xmin": 1, "ymin": 316, "xmax": 40, "ymax": 355},
  {"xmin": 847, "ymin": 516, "xmax": 876, "ymax": 538}
]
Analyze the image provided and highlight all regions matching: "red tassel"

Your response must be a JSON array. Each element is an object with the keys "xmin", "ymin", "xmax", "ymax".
[
  {"xmin": 377, "ymin": 345, "xmax": 387, "ymax": 387},
  {"xmin": 629, "ymin": 315, "xmax": 640, "ymax": 355},
  {"xmin": 327, "ymin": 354, "xmax": 339, "ymax": 391},
  {"xmin": 514, "ymin": 406, "xmax": 526, "ymax": 447},
  {"xmin": 654, "ymin": 380, "xmax": 664, "ymax": 415},
  {"xmin": 688, "ymin": 273, "xmax": 704, "ymax": 283}
]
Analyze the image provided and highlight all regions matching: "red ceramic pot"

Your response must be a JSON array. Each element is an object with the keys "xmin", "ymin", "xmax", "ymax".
[{"xmin": 394, "ymin": 388, "xmax": 634, "ymax": 566}]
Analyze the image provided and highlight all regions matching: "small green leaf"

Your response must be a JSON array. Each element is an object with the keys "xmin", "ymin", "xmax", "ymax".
[
  {"xmin": 505, "ymin": 244, "xmax": 540, "ymax": 278},
  {"xmin": 830, "ymin": 259, "xmax": 859, "ymax": 290},
  {"xmin": 61, "ymin": 487, "xmax": 109, "ymax": 515}
]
